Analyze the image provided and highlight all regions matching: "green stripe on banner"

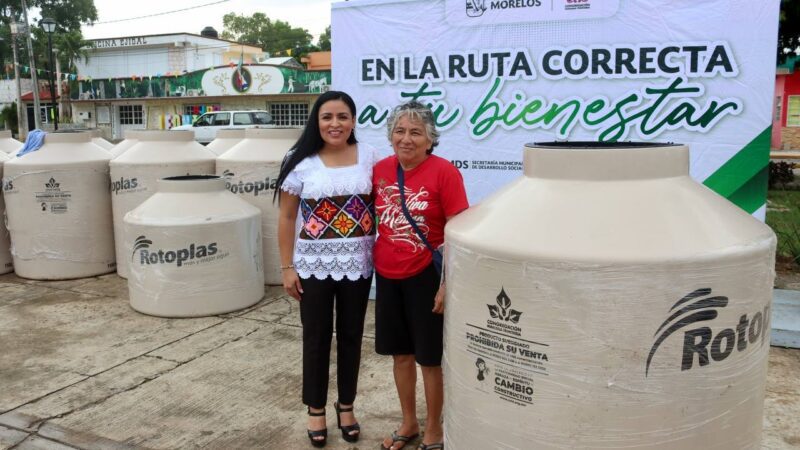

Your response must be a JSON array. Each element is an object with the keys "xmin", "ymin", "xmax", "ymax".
[
  {"xmin": 726, "ymin": 166, "xmax": 768, "ymax": 214},
  {"xmin": 703, "ymin": 126, "xmax": 771, "ymax": 213}
]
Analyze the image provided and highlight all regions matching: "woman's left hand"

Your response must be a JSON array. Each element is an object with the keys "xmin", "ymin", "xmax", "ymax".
[{"xmin": 432, "ymin": 284, "xmax": 445, "ymax": 314}]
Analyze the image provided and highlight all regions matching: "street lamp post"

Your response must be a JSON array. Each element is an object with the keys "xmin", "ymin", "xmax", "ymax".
[
  {"xmin": 41, "ymin": 17, "xmax": 57, "ymax": 130},
  {"xmin": 0, "ymin": 37, "xmax": 5, "ymax": 80}
]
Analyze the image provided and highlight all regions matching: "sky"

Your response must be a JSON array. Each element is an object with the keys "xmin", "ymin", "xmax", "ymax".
[{"xmin": 80, "ymin": 0, "xmax": 336, "ymax": 42}]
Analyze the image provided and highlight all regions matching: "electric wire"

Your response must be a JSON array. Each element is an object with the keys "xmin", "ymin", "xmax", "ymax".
[{"xmin": 91, "ymin": 0, "xmax": 231, "ymax": 25}]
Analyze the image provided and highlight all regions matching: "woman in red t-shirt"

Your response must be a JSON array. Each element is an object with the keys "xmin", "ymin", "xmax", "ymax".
[{"xmin": 373, "ymin": 101, "xmax": 468, "ymax": 450}]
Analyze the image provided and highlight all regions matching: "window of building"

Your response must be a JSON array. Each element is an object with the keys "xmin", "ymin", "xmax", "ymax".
[
  {"xmin": 775, "ymin": 96, "xmax": 782, "ymax": 123},
  {"xmin": 269, "ymin": 102, "xmax": 309, "ymax": 127},
  {"xmin": 119, "ymin": 105, "xmax": 144, "ymax": 125},
  {"xmin": 39, "ymin": 105, "xmax": 57, "ymax": 124}
]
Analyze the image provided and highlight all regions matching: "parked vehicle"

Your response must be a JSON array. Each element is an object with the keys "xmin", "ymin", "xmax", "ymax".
[{"xmin": 172, "ymin": 110, "xmax": 274, "ymax": 144}]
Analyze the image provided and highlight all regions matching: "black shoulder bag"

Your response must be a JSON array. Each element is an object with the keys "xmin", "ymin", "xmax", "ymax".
[{"xmin": 396, "ymin": 163, "xmax": 444, "ymax": 276}]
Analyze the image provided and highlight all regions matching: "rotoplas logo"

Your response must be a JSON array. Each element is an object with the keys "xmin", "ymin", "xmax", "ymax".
[
  {"xmin": 222, "ymin": 169, "xmax": 278, "ymax": 196},
  {"xmin": 111, "ymin": 176, "xmax": 138, "ymax": 194},
  {"xmin": 646, "ymin": 288, "xmax": 770, "ymax": 376},
  {"xmin": 133, "ymin": 235, "xmax": 218, "ymax": 267}
]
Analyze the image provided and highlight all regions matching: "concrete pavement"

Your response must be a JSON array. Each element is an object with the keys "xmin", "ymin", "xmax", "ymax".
[{"xmin": 0, "ymin": 273, "xmax": 798, "ymax": 449}]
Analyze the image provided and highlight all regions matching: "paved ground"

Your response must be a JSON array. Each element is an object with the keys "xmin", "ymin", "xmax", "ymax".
[{"xmin": 0, "ymin": 273, "xmax": 798, "ymax": 449}]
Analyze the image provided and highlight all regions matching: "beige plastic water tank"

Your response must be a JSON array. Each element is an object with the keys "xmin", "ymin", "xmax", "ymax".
[
  {"xmin": 87, "ymin": 129, "xmax": 113, "ymax": 150},
  {"xmin": 3, "ymin": 131, "xmax": 115, "ymax": 279},
  {"xmin": 124, "ymin": 175, "xmax": 264, "ymax": 317},
  {"xmin": 0, "ymin": 130, "xmax": 22, "ymax": 154},
  {"xmin": 216, "ymin": 127, "xmax": 301, "ymax": 284},
  {"xmin": 206, "ymin": 128, "xmax": 246, "ymax": 156},
  {"xmin": 443, "ymin": 142, "xmax": 776, "ymax": 450},
  {"xmin": 110, "ymin": 129, "xmax": 147, "ymax": 159},
  {"xmin": 110, "ymin": 130, "xmax": 216, "ymax": 278},
  {"xmin": 0, "ymin": 151, "xmax": 12, "ymax": 274}
]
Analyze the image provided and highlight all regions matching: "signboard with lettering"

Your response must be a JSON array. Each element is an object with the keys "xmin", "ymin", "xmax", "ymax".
[
  {"xmin": 332, "ymin": 0, "xmax": 780, "ymax": 218},
  {"xmin": 93, "ymin": 37, "xmax": 149, "ymax": 48}
]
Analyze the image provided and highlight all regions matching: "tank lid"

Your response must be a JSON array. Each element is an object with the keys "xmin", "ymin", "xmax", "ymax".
[
  {"xmin": 216, "ymin": 128, "xmax": 247, "ymax": 138},
  {"xmin": 244, "ymin": 127, "xmax": 301, "ymax": 140},
  {"xmin": 122, "ymin": 129, "xmax": 149, "ymax": 139},
  {"xmin": 69, "ymin": 128, "xmax": 104, "ymax": 138},
  {"xmin": 158, "ymin": 175, "xmax": 225, "ymax": 193},
  {"xmin": 137, "ymin": 130, "xmax": 194, "ymax": 142},
  {"xmin": 523, "ymin": 141, "xmax": 688, "ymax": 180},
  {"xmin": 530, "ymin": 141, "xmax": 681, "ymax": 149},
  {"xmin": 44, "ymin": 130, "xmax": 92, "ymax": 143}
]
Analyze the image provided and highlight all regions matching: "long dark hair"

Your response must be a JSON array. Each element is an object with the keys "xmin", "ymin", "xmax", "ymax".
[{"xmin": 274, "ymin": 90, "xmax": 358, "ymax": 202}]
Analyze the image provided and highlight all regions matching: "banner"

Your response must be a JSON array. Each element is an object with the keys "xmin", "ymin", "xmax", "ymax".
[{"xmin": 332, "ymin": 0, "xmax": 780, "ymax": 219}]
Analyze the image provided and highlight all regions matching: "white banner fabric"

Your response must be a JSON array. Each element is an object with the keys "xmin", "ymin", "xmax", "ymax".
[{"xmin": 332, "ymin": 0, "xmax": 780, "ymax": 217}]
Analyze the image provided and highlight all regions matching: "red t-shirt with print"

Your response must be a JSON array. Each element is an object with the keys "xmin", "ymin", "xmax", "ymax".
[{"xmin": 373, "ymin": 154, "xmax": 469, "ymax": 279}]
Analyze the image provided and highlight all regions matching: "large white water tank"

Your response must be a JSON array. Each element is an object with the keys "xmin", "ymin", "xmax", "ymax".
[
  {"xmin": 206, "ymin": 128, "xmax": 245, "ymax": 156},
  {"xmin": 87, "ymin": 129, "xmax": 113, "ymax": 151},
  {"xmin": 0, "ymin": 130, "xmax": 22, "ymax": 154},
  {"xmin": 109, "ymin": 129, "xmax": 147, "ymax": 159},
  {"xmin": 0, "ymin": 151, "xmax": 12, "ymax": 274},
  {"xmin": 125, "ymin": 175, "xmax": 264, "ymax": 317},
  {"xmin": 216, "ymin": 128, "xmax": 301, "ymax": 285},
  {"xmin": 443, "ymin": 142, "xmax": 776, "ymax": 450},
  {"xmin": 110, "ymin": 130, "xmax": 216, "ymax": 278},
  {"xmin": 3, "ymin": 131, "xmax": 115, "ymax": 279}
]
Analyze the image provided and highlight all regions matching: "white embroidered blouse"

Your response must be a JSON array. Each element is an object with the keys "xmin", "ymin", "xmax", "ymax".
[{"xmin": 281, "ymin": 143, "xmax": 378, "ymax": 281}]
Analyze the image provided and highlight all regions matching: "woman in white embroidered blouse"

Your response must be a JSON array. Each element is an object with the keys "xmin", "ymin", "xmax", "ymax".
[{"xmin": 276, "ymin": 91, "xmax": 377, "ymax": 448}]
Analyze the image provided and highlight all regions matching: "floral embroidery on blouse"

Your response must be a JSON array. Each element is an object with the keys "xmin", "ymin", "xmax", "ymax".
[{"xmin": 280, "ymin": 143, "xmax": 379, "ymax": 281}]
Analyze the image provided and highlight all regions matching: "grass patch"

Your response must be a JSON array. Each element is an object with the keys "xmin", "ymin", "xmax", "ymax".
[{"xmin": 766, "ymin": 189, "xmax": 800, "ymax": 264}]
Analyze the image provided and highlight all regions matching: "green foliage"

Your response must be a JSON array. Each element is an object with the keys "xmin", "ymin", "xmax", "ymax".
[
  {"xmin": 0, "ymin": 0, "xmax": 96, "ymax": 78},
  {"xmin": 0, "ymin": 101, "xmax": 17, "ymax": 131},
  {"xmin": 221, "ymin": 12, "xmax": 313, "ymax": 57},
  {"xmin": 767, "ymin": 189, "xmax": 800, "ymax": 263},
  {"xmin": 779, "ymin": 0, "xmax": 800, "ymax": 64},
  {"xmin": 769, "ymin": 161, "xmax": 796, "ymax": 189},
  {"xmin": 0, "ymin": 0, "xmax": 97, "ymax": 30},
  {"xmin": 318, "ymin": 26, "xmax": 330, "ymax": 52}
]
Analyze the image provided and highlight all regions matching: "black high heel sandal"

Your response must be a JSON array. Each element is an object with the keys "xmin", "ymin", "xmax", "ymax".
[
  {"xmin": 307, "ymin": 407, "xmax": 327, "ymax": 448},
  {"xmin": 334, "ymin": 401, "xmax": 360, "ymax": 443}
]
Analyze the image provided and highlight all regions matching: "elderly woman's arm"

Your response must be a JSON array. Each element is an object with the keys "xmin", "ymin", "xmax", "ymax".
[
  {"xmin": 278, "ymin": 191, "xmax": 304, "ymax": 301},
  {"xmin": 432, "ymin": 214, "xmax": 458, "ymax": 314}
]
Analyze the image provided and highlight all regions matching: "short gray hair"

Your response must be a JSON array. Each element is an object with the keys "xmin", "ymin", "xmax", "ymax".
[{"xmin": 386, "ymin": 101, "xmax": 440, "ymax": 154}]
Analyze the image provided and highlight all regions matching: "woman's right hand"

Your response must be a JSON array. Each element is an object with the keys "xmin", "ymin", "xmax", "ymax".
[{"xmin": 282, "ymin": 268, "xmax": 304, "ymax": 301}]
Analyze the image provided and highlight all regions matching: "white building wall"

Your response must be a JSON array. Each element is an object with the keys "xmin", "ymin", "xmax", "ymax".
[
  {"xmin": 76, "ymin": 47, "xmax": 172, "ymax": 79},
  {"xmin": 76, "ymin": 34, "xmax": 251, "ymax": 79},
  {"xmin": 0, "ymin": 79, "xmax": 34, "ymax": 106}
]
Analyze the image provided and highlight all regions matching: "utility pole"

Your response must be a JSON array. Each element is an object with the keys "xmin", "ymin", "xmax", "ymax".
[
  {"xmin": 10, "ymin": 22, "xmax": 27, "ymax": 140},
  {"xmin": 20, "ymin": 0, "xmax": 42, "ymax": 130}
]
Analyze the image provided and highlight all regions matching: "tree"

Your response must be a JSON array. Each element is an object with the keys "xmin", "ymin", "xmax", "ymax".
[
  {"xmin": 0, "ymin": 0, "xmax": 97, "ymax": 30},
  {"xmin": 0, "ymin": 0, "xmax": 96, "ymax": 78},
  {"xmin": 221, "ymin": 12, "xmax": 313, "ymax": 57},
  {"xmin": 779, "ymin": 0, "xmax": 800, "ymax": 64},
  {"xmin": 318, "ymin": 26, "xmax": 330, "ymax": 52},
  {"xmin": 54, "ymin": 29, "xmax": 90, "ymax": 73}
]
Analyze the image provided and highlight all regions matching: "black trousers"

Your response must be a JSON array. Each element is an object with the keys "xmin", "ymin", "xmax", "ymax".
[{"xmin": 299, "ymin": 275, "xmax": 372, "ymax": 409}]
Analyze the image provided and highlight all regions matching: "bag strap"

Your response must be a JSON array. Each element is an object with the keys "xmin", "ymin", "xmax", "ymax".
[{"xmin": 396, "ymin": 162, "xmax": 437, "ymax": 255}]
